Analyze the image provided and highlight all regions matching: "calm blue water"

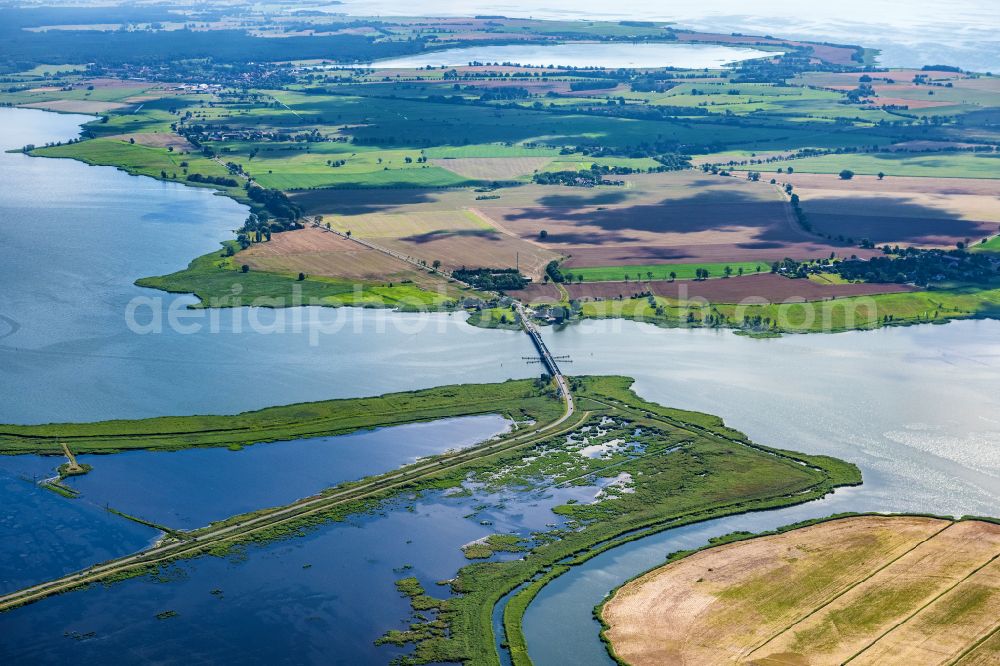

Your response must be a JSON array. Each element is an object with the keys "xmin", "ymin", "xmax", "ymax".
[
  {"xmin": 0, "ymin": 457, "xmax": 158, "ymax": 594},
  {"xmin": 61, "ymin": 414, "xmax": 512, "ymax": 529},
  {"xmin": 0, "ymin": 414, "xmax": 512, "ymax": 593},
  {"xmin": 0, "ymin": 466, "xmax": 609, "ymax": 663}
]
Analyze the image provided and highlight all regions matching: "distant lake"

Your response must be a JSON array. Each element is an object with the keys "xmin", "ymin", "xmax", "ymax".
[
  {"xmin": 362, "ymin": 42, "xmax": 777, "ymax": 69},
  {"xmin": 334, "ymin": 0, "xmax": 1000, "ymax": 71}
]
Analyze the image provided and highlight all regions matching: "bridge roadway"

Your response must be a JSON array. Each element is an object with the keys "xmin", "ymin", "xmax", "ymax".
[{"xmin": 515, "ymin": 302, "xmax": 573, "ymax": 415}]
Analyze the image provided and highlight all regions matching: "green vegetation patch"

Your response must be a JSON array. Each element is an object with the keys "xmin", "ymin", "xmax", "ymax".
[
  {"xmin": 0, "ymin": 378, "xmax": 561, "ymax": 455},
  {"xmin": 736, "ymin": 152, "xmax": 1000, "ymax": 179},
  {"xmin": 379, "ymin": 376, "xmax": 860, "ymax": 665},
  {"xmin": 463, "ymin": 534, "xmax": 529, "ymax": 560},
  {"xmin": 582, "ymin": 286, "xmax": 1000, "ymax": 334},
  {"xmin": 135, "ymin": 241, "xmax": 460, "ymax": 310},
  {"xmin": 571, "ymin": 261, "xmax": 768, "ymax": 283}
]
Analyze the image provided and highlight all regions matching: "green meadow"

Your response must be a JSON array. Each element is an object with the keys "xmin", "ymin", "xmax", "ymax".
[
  {"xmin": 135, "ymin": 242, "xmax": 462, "ymax": 311},
  {"xmin": 736, "ymin": 151, "xmax": 1000, "ymax": 179},
  {"xmin": 582, "ymin": 287, "xmax": 1000, "ymax": 333},
  {"xmin": 0, "ymin": 379, "xmax": 561, "ymax": 454},
  {"xmin": 569, "ymin": 261, "xmax": 769, "ymax": 282}
]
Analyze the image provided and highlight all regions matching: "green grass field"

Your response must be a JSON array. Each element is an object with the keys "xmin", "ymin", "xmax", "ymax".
[
  {"xmin": 735, "ymin": 152, "xmax": 1000, "ymax": 179},
  {"xmin": 581, "ymin": 286, "xmax": 1000, "ymax": 334},
  {"xmin": 0, "ymin": 379, "xmax": 560, "ymax": 454},
  {"xmin": 971, "ymin": 235, "xmax": 1000, "ymax": 253},
  {"xmin": 35, "ymin": 139, "xmax": 235, "ymax": 187},
  {"xmin": 136, "ymin": 241, "xmax": 463, "ymax": 311},
  {"xmin": 570, "ymin": 261, "xmax": 769, "ymax": 282}
]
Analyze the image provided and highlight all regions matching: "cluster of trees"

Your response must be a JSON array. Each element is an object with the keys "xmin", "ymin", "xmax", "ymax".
[
  {"xmin": 574, "ymin": 102, "xmax": 709, "ymax": 121},
  {"xmin": 245, "ymin": 184, "xmax": 301, "ymax": 221},
  {"xmin": 451, "ymin": 268, "xmax": 528, "ymax": 291},
  {"xmin": 775, "ymin": 247, "xmax": 999, "ymax": 286},
  {"xmin": 572, "ymin": 143, "xmax": 691, "ymax": 170},
  {"xmin": 569, "ymin": 79, "xmax": 617, "ymax": 91},
  {"xmin": 478, "ymin": 87, "xmax": 532, "ymax": 101},
  {"xmin": 533, "ymin": 169, "xmax": 603, "ymax": 187},
  {"xmin": 186, "ymin": 173, "xmax": 239, "ymax": 187},
  {"xmin": 788, "ymin": 192, "xmax": 812, "ymax": 232},
  {"xmin": 533, "ymin": 164, "xmax": 637, "ymax": 187},
  {"xmin": 543, "ymin": 261, "xmax": 565, "ymax": 284}
]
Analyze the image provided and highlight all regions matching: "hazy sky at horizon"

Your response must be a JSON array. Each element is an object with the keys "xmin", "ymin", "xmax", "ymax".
[{"xmin": 334, "ymin": 0, "xmax": 1000, "ymax": 71}]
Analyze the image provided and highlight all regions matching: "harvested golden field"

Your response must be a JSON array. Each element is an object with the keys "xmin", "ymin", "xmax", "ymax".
[
  {"xmin": 430, "ymin": 156, "xmax": 552, "ymax": 180},
  {"xmin": 325, "ymin": 210, "xmax": 487, "ymax": 239},
  {"xmin": 602, "ymin": 516, "xmax": 1000, "ymax": 666},
  {"xmin": 955, "ymin": 631, "xmax": 1000, "ymax": 665},
  {"xmin": 377, "ymin": 232, "xmax": 557, "ymax": 280},
  {"xmin": 105, "ymin": 132, "xmax": 196, "ymax": 151},
  {"xmin": 240, "ymin": 226, "xmax": 447, "ymax": 289},
  {"xmin": 290, "ymin": 172, "xmax": 878, "ymax": 278},
  {"xmin": 785, "ymin": 173, "xmax": 1000, "ymax": 247},
  {"xmin": 319, "ymin": 208, "xmax": 560, "ymax": 280}
]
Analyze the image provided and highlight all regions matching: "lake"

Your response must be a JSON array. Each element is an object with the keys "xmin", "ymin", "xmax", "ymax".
[{"xmin": 362, "ymin": 42, "xmax": 778, "ymax": 69}]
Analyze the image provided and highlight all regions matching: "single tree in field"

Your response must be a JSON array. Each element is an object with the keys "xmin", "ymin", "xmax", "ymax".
[
  {"xmin": 738, "ymin": 267, "xmax": 744, "ymax": 276},
  {"xmin": 669, "ymin": 271, "xmax": 677, "ymax": 281},
  {"xmin": 241, "ymin": 264, "xmax": 249, "ymax": 273},
  {"xmin": 646, "ymin": 271, "xmax": 653, "ymax": 281},
  {"xmin": 839, "ymin": 169, "xmax": 855, "ymax": 180},
  {"xmin": 877, "ymin": 172, "xmax": 885, "ymax": 180},
  {"xmin": 724, "ymin": 265, "xmax": 733, "ymax": 278},
  {"xmin": 539, "ymin": 229, "xmax": 548, "ymax": 239},
  {"xmin": 297, "ymin": 272, "xmax": 306, "ymax": 281},
  {"xmin": 432, "ymin": 259, "xmax": 441, "ymax": 270}
]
